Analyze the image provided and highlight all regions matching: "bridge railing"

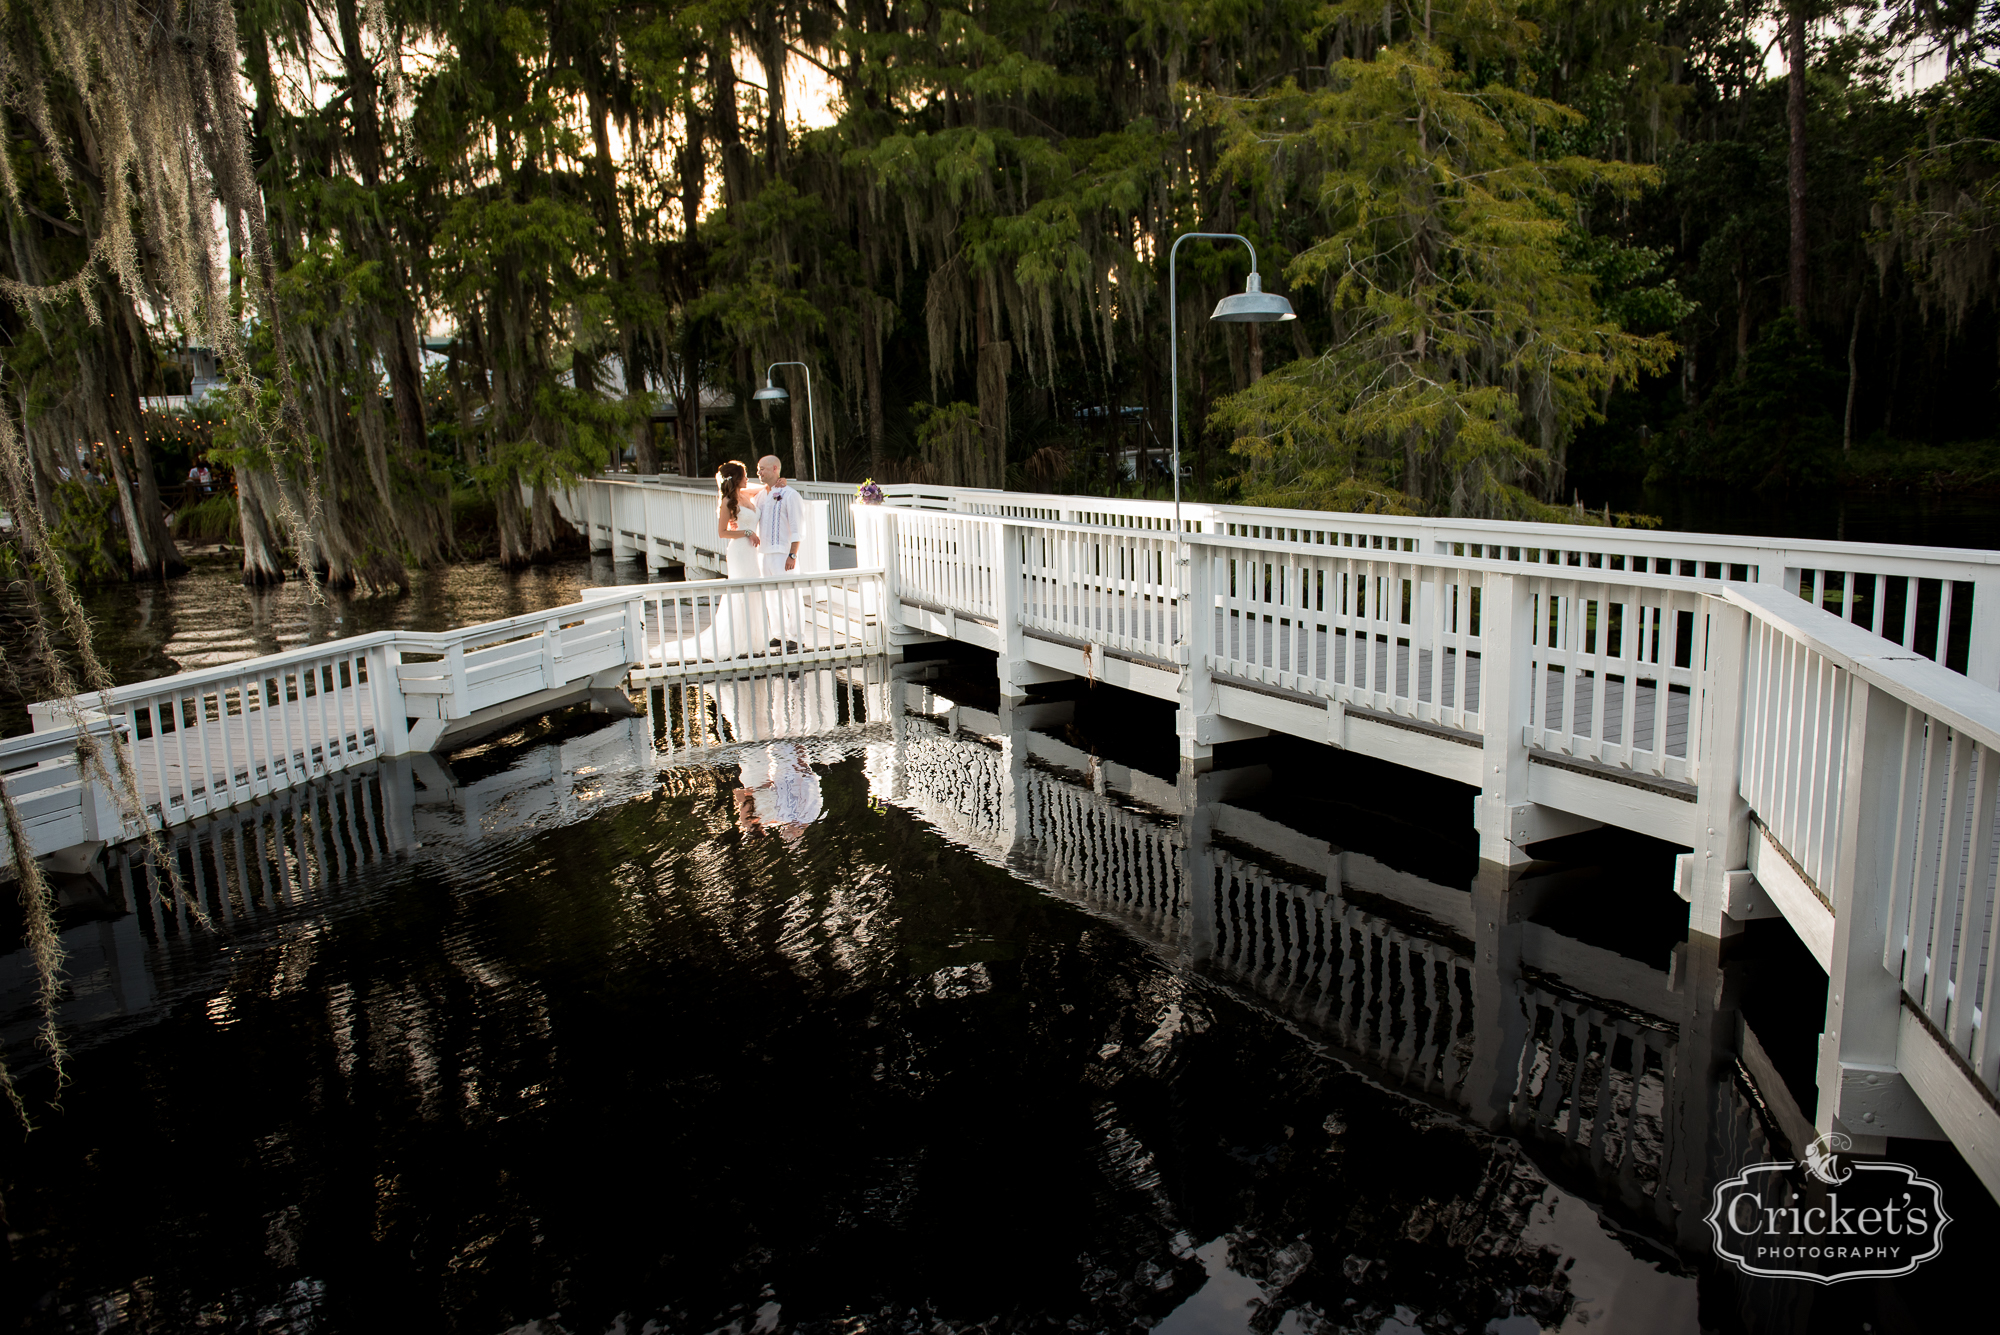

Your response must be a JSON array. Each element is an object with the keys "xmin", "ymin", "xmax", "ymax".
[
  {"xmin": 1715, "ymin": 583, "xmax": 2000, "ymax": 1188},
  {"xmin": 0, "ymin": 718, "xmax": 127, "ymax": 862},
  {"xmin": 613, "ymin": 569, "xmax": 886, "ymax": 677},
  {"xmin": 590, "ymin": 475, "xmax": 2000, "ymax": 688},
  {"xmin": 872, "ymin": 508, "xmax": 1719, "ymax": 784},
  {"xmin": 570, "ymin": 474, "xmax": 841, "ymax": 568},
  {"xmin": 26, "ymin": 640, "xmax": 391, "ymax": 835},
  {"xmin": 1019, "ymin": 524, "xmax": 1181, "ymax": 661},
  {"xmin": 834, "ymin": 479, "xmax": 2000, "ymax": 687},
  {"xmin": 19, "ymin": 571, "xmax": 889, "ymax": 853}
]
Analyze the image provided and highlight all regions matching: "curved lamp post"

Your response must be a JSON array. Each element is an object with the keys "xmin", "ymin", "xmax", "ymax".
[
  {"xmin": 1168, "ymin": 232, "xmax": 1295, "ymax": 547},
  {"xmin": 751, "ymin": 361, "xmax": 819, "ymax": 482}
]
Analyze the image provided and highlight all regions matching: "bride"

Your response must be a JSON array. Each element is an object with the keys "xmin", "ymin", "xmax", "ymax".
[
  {"xmin": 702, "ymin": 460, "xmax": 766, "ymax": 658},
  {"xmin": 717, "ymin": 459, "xmax": 764, "ymax": 581}
]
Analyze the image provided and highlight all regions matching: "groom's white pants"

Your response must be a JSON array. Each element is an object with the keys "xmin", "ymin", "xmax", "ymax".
[{"xmin": 759, "ymin": 551, "xmax": 800, "ymax": 645}]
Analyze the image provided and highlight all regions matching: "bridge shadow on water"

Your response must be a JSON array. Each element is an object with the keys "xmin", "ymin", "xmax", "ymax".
[{"xmin": 0, "ymin": 659, "xmax": 1990, "ymax": 1334}]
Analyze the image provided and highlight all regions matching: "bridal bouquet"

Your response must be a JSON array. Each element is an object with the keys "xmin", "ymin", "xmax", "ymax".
[{"xmin": 855, "ymin": 478, "xmax": 885, "ymax": 506}]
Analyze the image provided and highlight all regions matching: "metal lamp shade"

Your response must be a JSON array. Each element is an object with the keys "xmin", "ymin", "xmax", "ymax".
[
  {"xmin": 752, "ymin": 382, "xmax": 789, "ymax": 402},
  {"xmin": 1210, "ymin": 272, "xmax": 1295, "ymax": 323}
]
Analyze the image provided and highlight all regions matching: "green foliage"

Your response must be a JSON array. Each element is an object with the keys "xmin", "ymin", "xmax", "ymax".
[
  {"xmin": 1647, "ymin": 312, "xmax": 1842, "ymax": 488},
  {"xmin": 1209, "ymin": 39, "xmax": 1678, "ymax": 520},
  {"xmin": 49, "ymin": 481, "xmax": 125, "ymax": 584},
  {"xmin": 173, "ymin": 494, "xmax": 241, "ymax": 545}
]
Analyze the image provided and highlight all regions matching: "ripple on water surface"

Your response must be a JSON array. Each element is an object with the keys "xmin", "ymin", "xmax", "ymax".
[
  {"xmin": 0, "ymin": 553, "xmax": 637, "ymax": 736},
  {"xmin": 0, "ymin": 670, "xmax": 1988, "ymax": 1334}
]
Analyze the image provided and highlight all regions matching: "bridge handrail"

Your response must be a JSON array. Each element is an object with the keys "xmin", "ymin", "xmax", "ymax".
[
  {"xmin": 25, "ymin": 635, "xmax": 401, "ymax": 729},
  {"xmin": 1723, "ymin": 583, "xmax": 2000, "ymax": 752},
  {"xmin": 1718, "ymin": 581, "xmax": 2000, "ymax": 1140},
  {"xmin": 0, "ymin": 716, "xmax": 124, "ymax": 771},
  {"xmin": 613, "ymin": 471, "xmax": 2000, "ymax": 568},
  {"xmin": 861, "ymin": 477, "xmax": 2000, "ymax": 566}
]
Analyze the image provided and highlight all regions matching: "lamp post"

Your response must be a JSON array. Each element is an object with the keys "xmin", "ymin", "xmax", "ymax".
[
  {"xmin": 751, "ymin": 361, "xmax": 818, "ymax": 482},
  {"xmin": 1168, "ymin": 232, "xmax": 1295, "ymax": 548}
]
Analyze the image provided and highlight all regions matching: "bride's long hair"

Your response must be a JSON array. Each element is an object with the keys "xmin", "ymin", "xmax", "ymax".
[{"xmin": 717, "ymin": 460, "xmax": 748, "ymax": 521}]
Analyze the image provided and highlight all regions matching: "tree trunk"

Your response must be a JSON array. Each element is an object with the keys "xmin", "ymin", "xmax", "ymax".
[
  {"xmin": 388, "ymin": 310, "xmax": 447, "ymax": 564},
  {"xmin": 713, "ymin": 44, "xmax": 750, "ymax": 209},
  {"xmin": 1844, "ymin": 292, "xmax": 1865, "ymax": 455},
  {"xmin": 864, "ymin": 308, "xmax": 885, "ymax": 478},
  {"xmin": 975, "ymin": 274, "xmax": 1011, "ymax": 489},
  {"xmin": 82, "ymin": 288, "xmax": 183, "ymax": 579},
  {"xmin": 237, "ymin": 467, "xmax": 288, "ymax": 586},
  {"xmin": 788, "ymin": 367, "xmax": 808, "ymax": 478},
  {"xmin": 1734, "ymin": 260, "xmax": 1754, "ymax": 380},
  {"xmin": 530, "ymin": 477, "xmax": 558, "ymax": 560},
  {"xmin": 1786, "ymin": 4, "xmax": 1809, "ymax": 314},
  {"xmin": 635, "ymin": 414, "xmax": 662, "ymax": 475},
  {"xmin": 495, "ymin": 471, "xmax": 532, "ymax": 569}
]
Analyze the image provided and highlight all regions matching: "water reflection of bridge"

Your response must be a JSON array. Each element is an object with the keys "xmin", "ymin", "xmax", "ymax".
[
  {"xmin": 0, "ymin": 664, "xmax": 1844, "ymax": 1320},
  {"xmin": 875, "ymin": 675, "xmax": 1788, "ymax": 1256}
]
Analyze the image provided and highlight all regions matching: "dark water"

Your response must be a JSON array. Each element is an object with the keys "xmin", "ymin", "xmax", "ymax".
[
  {"xmin": 0, "ymin": 551, "xmax": 649, "ymax": 737},
  {"xmin": 2, "ymin": 658, "xmax": 1990, "ymax": 1333},
  {"xmin": 1614, "ymin": 486, "xmax": 2000, "ymax": 552}
]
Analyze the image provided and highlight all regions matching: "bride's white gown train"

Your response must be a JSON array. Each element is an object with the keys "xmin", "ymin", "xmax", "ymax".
[{"xmin": 665, "ymin": 497, "xmax": 768, "ymax": 663}]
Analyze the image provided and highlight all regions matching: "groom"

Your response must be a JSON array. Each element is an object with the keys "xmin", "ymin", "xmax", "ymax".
[
  {"xmin": 754, "ymin": 455, "xmax": 804, "ymax": 576},
  {"xmin": 755, "ymin": 455, "xmax": 806, "ymax": 649}
]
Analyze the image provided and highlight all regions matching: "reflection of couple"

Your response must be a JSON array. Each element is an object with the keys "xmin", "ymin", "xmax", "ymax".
[
  {"xmin": 704, "ymin": 455, "xmax": 807, "ymax": 659},
  {"xmin": 734, "ymin": 741, "xmax": 824, "ymax": 842}
]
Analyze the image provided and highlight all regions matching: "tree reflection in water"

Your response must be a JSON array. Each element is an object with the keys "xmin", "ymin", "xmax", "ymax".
[{"xmin": 0, "ymin": 665, "xmax": 1987, "ymax": 1334}]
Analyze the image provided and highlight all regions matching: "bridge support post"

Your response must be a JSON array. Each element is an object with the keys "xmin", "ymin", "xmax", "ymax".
[
  {"xmin": 1181, "ymin": 796, "xmax": 1215, "ymax": 967},
  {"xmin": 1475, "ymin": 573, "xmax": 1534, "ymax": 865},
  {"xmin": 604, "ymin": 487, "xmax": 636, "ymax": 559},
  {"xmin": 1970, "ymin": 573, "xmax": 2000, "ymax": 690},
  {"xmin": 866, "ymin": 509, "xmax": 913, "ymax": 647},
  {"xmin": 1661, "ymin": 930, "xmax": 1746, "ymax": 1243},
  {"xmin": 1463, "ymin": 861, "xmax": 1537, "ymax": 1129},
  {"xmin": 1175, "ymin": 541, "xmax": 1215, "ymax": 771},
  {"xmin": 1815, "ymin": 680, "xmax": 1937, "ymax": 1153},
  {"xmin": 639, "ymin": 485, "xmax": 658, "ymax": 572},
  {"xmin": 1689, "ymin": 598, "xmax": 1751, "ymax": 938},
  {"xmin": 998, "ymin": 523, "xmax": 1068, "ymax": 697},
  {"xmin": 366, "ymin": 643, "xmax": 415, "ymax": 757}
]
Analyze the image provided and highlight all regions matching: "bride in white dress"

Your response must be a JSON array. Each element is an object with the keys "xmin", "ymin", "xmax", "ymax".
[{"xmin": 707, "ymin": 460, "xmax": 766, "ymax": 657}]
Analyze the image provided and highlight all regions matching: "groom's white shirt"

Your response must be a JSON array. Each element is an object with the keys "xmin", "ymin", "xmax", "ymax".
[{"xmin": 759, "ymin": 482, "xmax": 805, "ymax": 566}]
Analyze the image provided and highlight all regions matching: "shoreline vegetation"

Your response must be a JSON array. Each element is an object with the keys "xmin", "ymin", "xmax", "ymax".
[{"xmin": 9, "ymin": 4, "xmax": 2000, "ymax": 599}]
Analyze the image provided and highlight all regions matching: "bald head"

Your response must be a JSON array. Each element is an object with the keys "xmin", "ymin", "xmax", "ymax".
[{"xmin": 757, "ymin": 455, "xmax": 785, "ymax": 487}]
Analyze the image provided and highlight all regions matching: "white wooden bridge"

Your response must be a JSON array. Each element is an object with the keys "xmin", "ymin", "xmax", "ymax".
[{"xmin": 5, "ymin": 473, "xmax": 2000, "ymax": 1199}]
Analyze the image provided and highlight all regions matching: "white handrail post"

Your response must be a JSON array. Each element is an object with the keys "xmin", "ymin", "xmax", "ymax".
[
  {"xmin": 880, "ymin": 509, "xmax": 909, "ymax": 644},
  {"xmin": 1970, "ymin": 573, "xmax": 2000, "ymax": 689},
  {"xmin": 444, "ymin": 641, "xmax": 469, "ymax": 720},
  {"xmin": 542, "ymin": 615, "xmax": 563, "ymax": 688},
  {"xmin": 1176, "ymin": 538, "xmax": 1215, "ymax": 769},
  {"xmin": 623, "ymin": 594, "xmax": 647, "ymax": 673},
  {"xmin": 1476, "ymin": 572, "xmax": 1535, "ymax": 865},
  {"xmin": 1815, "ymin": 679, "xmax": 1931, "ymax": 1152},
  {"xmin": 998, "ymin": 522, "xmax": 1027, "ymax": 697},
  {"xmin": 1689, "ymin": 596, "xmax": 1752, "ymax": 938},
  {"xmin": 678, "ymin": 488, "xmax": 695, "ymax": 572},
  {"xmin": 610, "ymin": 484, "xmax": 635, "ymax": 560},
  {"xmin": 639, "ymin": 481, "xmax": 657, "ymax": 572},
  {"xmin": 367, "ymin": 642, "xmax": 415, "ymax": 757}
]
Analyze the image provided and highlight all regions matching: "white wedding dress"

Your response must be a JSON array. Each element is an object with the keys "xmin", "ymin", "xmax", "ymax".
[
  {"xmin": 725, "ymin": 497, "xmax": 762, "ymax": 581},
  {"xmin": 656, "ymin": 490, "xmax": 780, "ymax": 665},
  {"xmin": 689, "ymin": 493, "xmax": 765, "ymax": 660}
]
